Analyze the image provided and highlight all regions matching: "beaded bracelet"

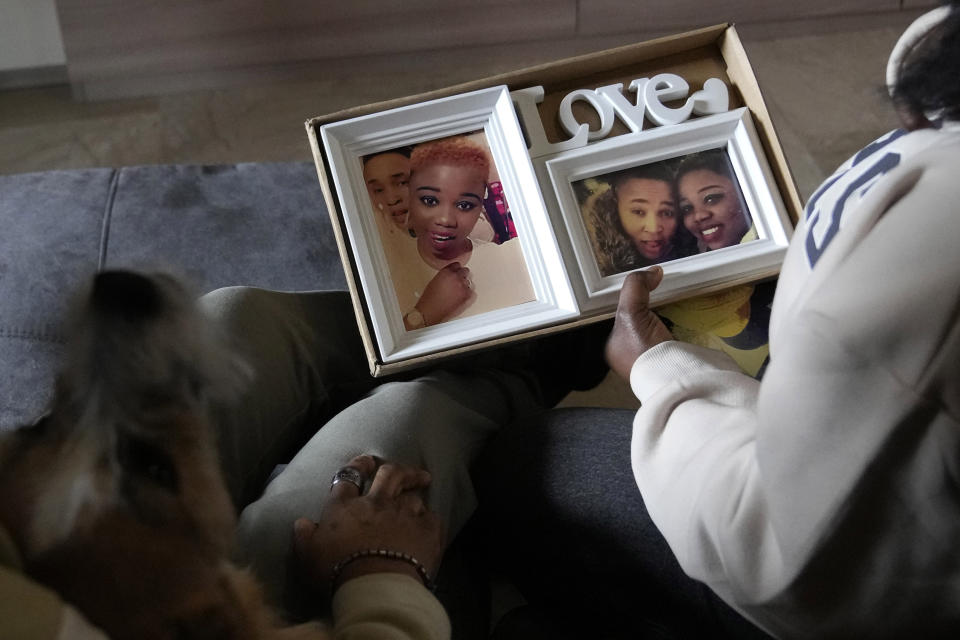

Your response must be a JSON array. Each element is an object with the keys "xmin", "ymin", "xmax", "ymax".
[{"xmin": 331, "ymin": 548, "xmax": 437, "ymax": 593}]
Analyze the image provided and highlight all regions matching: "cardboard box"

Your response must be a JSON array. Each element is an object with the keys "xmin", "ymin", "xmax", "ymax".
[{"xmin": 307, "ymin": 23, "xmax": 802, "ymax": 376}]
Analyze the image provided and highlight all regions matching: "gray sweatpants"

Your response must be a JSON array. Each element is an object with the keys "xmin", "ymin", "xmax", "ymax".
[{"xmin": 198, "ymin": 286, "xmax": 545, "ymax": 606}]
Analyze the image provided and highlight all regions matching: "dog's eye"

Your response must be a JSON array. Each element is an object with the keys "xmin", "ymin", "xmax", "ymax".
[{"xmin": 116, "ymin": 431, "xmax": 179, "ymax": 492}]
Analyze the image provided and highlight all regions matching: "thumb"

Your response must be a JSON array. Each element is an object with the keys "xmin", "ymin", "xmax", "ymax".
[
  {"xmin": 619, "ymin": 266, "xmax": 663, "ymax": 311},
  {"xmin": 642, "ymin": 265, "xmax": 665, "ymax": 291}
]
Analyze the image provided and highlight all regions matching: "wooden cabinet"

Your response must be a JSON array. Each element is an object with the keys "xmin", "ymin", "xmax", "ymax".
[
  {"xmin": 577, "ymin": 0, "xmax": 898, "ymax": 35},
  {"xmin": 53, "ymin": 0, "xmax": 911, "ymax": 100}
]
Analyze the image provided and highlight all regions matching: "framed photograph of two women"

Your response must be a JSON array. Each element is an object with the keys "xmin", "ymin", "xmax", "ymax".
[{"xmin": 308, "ymin": 25, "xmax": 801, "ymax": 374}]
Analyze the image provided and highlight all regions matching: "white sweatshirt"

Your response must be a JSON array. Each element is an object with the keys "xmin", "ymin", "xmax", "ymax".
[{"xmin": 629, "ymin": 122, "xmax": 960, "ymax": 638}]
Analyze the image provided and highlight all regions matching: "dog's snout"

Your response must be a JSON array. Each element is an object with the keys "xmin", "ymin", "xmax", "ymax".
[{"xmin": 92, "ymin": 271, "xmax": 164, "ymax": 321}]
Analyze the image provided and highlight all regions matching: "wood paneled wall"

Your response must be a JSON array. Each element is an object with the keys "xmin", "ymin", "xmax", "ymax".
[
  {"xmin": 577, "ymin": 0, "xmax": 900, "ymax": 34},
  {"xmin": 54, "ymin": 0, "xmax": 923, "ymax": 100}
]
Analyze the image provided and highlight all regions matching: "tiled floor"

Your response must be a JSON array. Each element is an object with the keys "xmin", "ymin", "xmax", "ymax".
[{"xmin": 0, "ymin": 11, "xmax": 923, "ymax": 408}]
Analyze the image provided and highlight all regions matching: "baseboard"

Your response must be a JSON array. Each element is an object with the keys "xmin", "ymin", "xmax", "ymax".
[{"xmin": 0, "ymin": 65, "xmax": 68, "ymax": 91}]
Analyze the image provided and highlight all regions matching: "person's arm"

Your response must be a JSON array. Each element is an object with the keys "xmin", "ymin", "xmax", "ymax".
[
  {"xmin": 607, "ymin": 267, "xmax": 780, "ymax": 595},
  {"xmin": 331, "ymin": 574, "xmax": 449, "ymax": 640},
  {"xmin": 0, "ymin": 566, "xmax": 109, "ymax": 640},
  {"xmin": 610, "ymin": 150, "xmax": 960, "ymax": 632}
]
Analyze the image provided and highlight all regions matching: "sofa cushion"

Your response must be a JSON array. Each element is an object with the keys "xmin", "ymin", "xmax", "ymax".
[
  {"xmin": 0, "ymin": 168, "xmax": 114, "ymax": 330},
  {"xmin": 0, "ymin": 168, "xmax": 114, "ymax": 429},
  {"xmin": 0, "ymin": 162, "xmax": 346, "ymax": 431},
  {"xmin": 104, "ymin": 163, "xmax": 346, "ymax": 292}
]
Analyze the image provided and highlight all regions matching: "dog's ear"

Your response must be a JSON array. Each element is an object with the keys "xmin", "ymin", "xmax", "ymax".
[
  {"xmin": 56, "ymin": 269, "xmax": 251, "ymax": 413},
  {"xmin": 91, "ymin": 270, "xmax": 167, "ymax": 321}
]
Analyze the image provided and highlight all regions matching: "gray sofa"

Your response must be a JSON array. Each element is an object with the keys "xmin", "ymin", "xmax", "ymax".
[{"xmin": 0, "ymin": 161, "xmax": 345, "ymax": 433}]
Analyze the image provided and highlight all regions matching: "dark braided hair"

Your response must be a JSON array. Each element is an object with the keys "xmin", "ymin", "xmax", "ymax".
[
  {"xmin": 674, "ymin": 148, "xmax": 734, "ymax": 184},
  {"xmin": 892, "ymin": 2, "xmax": 960, "ymax": 124}
]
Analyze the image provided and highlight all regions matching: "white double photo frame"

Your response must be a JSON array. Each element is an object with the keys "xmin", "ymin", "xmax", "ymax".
[{"xmin": 319, "ymin": 87, "xmax": 793, "ymax": 366}]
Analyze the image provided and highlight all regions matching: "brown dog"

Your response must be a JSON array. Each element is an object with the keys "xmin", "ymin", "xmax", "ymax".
[{"xmin": 0, "ymin": 271, "xmax": 327, "ymax": 639}]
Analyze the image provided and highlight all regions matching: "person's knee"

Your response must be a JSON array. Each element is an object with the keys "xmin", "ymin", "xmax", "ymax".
[
  {"xmin": 367, "ymin": 378, "xmax": 499, "ymax": 445},
  {"xmin": 199, "ymin": 286, "xmax": 276, "ymax": 328}
]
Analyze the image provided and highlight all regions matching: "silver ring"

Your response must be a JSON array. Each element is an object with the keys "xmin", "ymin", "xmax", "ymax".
[{"xmin": 330, "ymin": 466, "xmax": 365, "ymax": 493}]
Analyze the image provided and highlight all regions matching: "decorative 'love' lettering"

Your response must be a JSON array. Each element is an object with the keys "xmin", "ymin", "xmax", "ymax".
[{"xmin": 511, "ymin": 74, "xmax": 729, "ymax": 158}]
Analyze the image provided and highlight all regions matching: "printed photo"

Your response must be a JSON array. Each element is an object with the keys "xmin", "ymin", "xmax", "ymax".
[
  {"xmin": 362, "ymin": 131, "xmax": 535, "ymax": 331},
  {"xmin": 574, "ymin": 148, "xmax": 757, "ymax": 277}
]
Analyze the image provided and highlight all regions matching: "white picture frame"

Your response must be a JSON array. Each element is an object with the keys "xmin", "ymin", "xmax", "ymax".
[
  {"xmin": 320, "ymin": 85, "xmax": 578, "ymax": 364},
  {"xmin": 539, "ymin": 107, "xmax": 793, "ymax": 312}
]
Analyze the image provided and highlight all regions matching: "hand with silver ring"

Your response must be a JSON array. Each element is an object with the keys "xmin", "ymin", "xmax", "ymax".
[
  {"xmin": 330, "ymin": 466, "xmax": 366, "ymax": 493},
  {"xmin": 293, "ymin": 454, "xmax": 445, "ymax": 594}
]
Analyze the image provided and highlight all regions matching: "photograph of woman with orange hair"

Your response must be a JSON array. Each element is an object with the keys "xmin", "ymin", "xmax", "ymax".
[{"xmin": 368, "ymin": 132, "xmax": 536, "ymax": 331}]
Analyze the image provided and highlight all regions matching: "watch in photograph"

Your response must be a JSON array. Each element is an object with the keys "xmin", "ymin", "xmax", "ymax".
[{"xmin": 405, "ymin": 308, "xmax": 425, "ymax": 329}]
